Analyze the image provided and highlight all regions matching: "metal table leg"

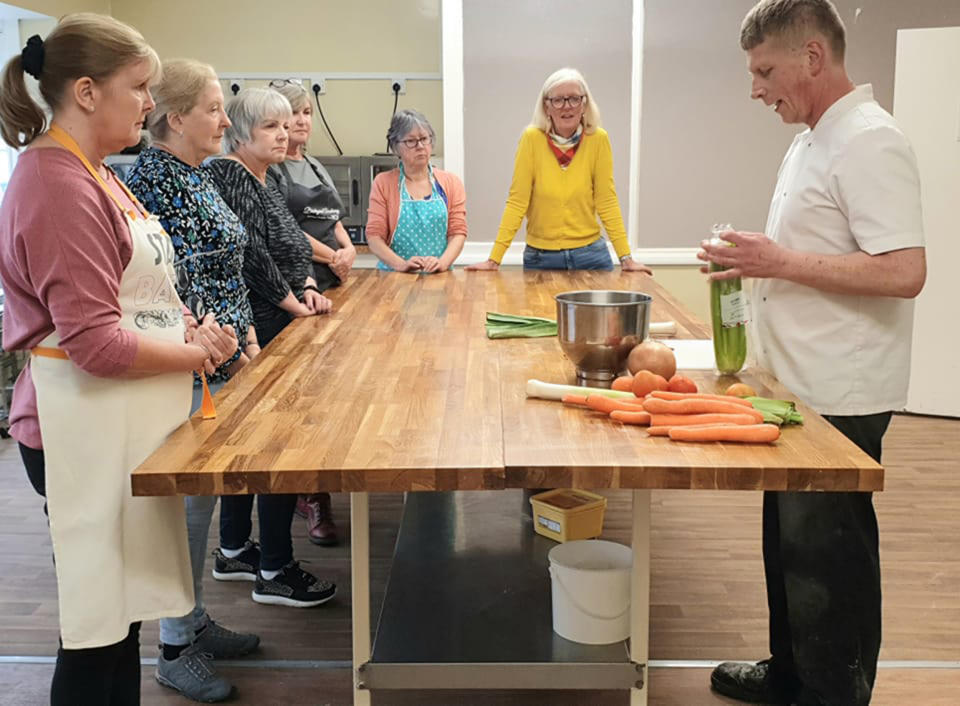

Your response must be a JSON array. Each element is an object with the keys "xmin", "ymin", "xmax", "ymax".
[
  {"xmin": 351, "ymin": 492, "xmax": 371, "ymax": 706},
  {"xmin": 631, "ymin": 490, "xmax": 651, "ymax": 706}
]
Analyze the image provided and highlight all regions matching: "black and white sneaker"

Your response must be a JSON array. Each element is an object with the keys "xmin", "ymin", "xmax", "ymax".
[
  {"xmin": 252, "ymin": 561, "xmax": 336, "ymax": 608},
  {"xmin": 211, "ymin": 541, "xmax": 260, "ymax": 582}
]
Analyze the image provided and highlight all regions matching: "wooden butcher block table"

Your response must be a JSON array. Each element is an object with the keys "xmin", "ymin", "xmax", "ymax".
[{"xmin": 132, "ymin": 270, "xmax": 881, "ymax": 706}]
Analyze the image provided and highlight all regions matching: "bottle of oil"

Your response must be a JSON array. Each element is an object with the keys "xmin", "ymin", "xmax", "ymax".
[{"xmin": 709, "ymin": 224, "xmax": 747, "ymax": 374}]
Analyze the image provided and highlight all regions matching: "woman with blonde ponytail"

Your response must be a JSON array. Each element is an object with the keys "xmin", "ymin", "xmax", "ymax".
[{"xmin": 0, "ymin": 14, "xmax": 238, "ymax": 705}]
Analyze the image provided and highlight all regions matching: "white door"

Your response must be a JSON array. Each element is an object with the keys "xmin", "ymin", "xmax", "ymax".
[{"xmin": 893, "ymin": 27, "xmax": 960, "ymax": 418}]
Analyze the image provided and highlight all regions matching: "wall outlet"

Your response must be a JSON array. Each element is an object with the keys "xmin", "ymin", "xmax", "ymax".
[
  {"xmin": 309, "ymin": 76, "xmax": 326, "ymax": 96},
  {"xmin": 225, "ymin": 78, "xmax": 244, "ymax": 96},
  {"xmin": 390, "ymin": 78, "xmax": 406, "ymax": 95}
]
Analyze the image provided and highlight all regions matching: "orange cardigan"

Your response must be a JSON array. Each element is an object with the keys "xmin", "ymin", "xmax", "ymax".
[{"xmin": 365, "ymin": 167, "xmax": 468, "ymax": 247}]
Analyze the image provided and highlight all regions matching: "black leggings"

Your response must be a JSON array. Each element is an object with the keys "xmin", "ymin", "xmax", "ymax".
[{"xmin": 19, "ymin": 444, "xmax": 143, "ymax": 706}]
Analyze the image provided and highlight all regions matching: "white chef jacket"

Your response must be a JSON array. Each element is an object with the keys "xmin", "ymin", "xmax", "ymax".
[{"xmin": 751, "ymin": 84, "xmax": 925, "ymax": 416}]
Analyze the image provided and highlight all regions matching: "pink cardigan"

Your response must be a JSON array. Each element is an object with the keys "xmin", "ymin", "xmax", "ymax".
[{"xmin": 365, "ymin": 167, "xmax": 468, "ymax": 247}]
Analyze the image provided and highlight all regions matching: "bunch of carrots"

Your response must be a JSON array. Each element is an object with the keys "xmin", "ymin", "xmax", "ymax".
[{"xmin": 561, "ymin": 389, "xmax": 781, "ymax": 444}]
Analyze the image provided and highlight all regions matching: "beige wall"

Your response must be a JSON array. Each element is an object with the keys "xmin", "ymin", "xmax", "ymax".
[
  {"xmin": 13, "ymin": 0, "xmax": 108, "ymax": 16},
  {"xmin": 638, "ymin": 0, "xmax": 960, "ymax": 249},
  {"xmin": 649, "ymin": 266, "xmax": 709, "ymax": 326},
  {"xmin": 111, "ymin": 0, "xmax": 442, "ymax": 157}
]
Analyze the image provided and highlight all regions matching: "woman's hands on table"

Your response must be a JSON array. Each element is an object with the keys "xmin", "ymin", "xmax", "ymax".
[{"xmin": 465, "ymin": 258, "xmax": 500, "ymax": 271}]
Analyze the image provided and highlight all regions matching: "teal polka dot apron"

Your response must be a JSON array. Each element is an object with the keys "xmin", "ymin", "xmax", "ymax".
[{"xmin": 377, "ymin": 165, "xmax": 449, "ymax": 271}]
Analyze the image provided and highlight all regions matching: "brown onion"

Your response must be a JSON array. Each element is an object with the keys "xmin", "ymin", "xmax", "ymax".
[{"xmin": 627, "ymin": 340, "xmax": 677, "ymax": 379}]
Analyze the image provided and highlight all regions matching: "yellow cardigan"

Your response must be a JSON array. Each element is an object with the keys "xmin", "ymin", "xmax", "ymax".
[{"xmin": 489, "ymin": 126, "xmax": 630, "ymax": 263}]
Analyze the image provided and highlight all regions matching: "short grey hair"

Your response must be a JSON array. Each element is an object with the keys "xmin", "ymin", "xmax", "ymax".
[
  {"xmin": 223, "ymin": 87, "xmax": 292, "ymax": 153},
  {"xmin": 386, "ymin": 109, "xmax": 435, "ymax": 153},
  {"xmin": 741, "ymin": 0, "xmax": 846, "ymax": 61},
  {"xmin": 270, "ymin": 80, "xmax": 310, "ymax": 112}
]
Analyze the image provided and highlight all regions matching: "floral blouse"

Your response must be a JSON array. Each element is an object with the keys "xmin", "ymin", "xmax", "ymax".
[{"xmin": 126, "ymin": 146, "xmax": 253, "ymax": 384}]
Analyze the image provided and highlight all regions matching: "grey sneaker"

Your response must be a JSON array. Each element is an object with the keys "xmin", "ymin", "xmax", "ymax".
[
  {"xmin": 194, "ymin": 617, "xmax": 260, "ymax": 659},
  {"xmin": 212, "ymin": 540, "xmax": 260, "ymax": 582},
  {"xmin": 155, "ymin": 644, "xmax": 232, "ymax": 703}
]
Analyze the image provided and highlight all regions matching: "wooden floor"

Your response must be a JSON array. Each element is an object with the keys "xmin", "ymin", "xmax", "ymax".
[{"xmin": 0, "ymin": 414, "xmax": 957, "ymax": 705}]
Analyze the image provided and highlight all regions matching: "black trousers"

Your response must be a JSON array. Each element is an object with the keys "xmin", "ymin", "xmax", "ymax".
[
  {"xmin": 763, "ymin": 412, "xmax": 891, "ymax": 706},
  {"xmin": 19, "ymin": 444, "xmax": 143, "ymax": 706},
  {"xmin": 219, "ymin": 493, "xmax": 298, "ymax": 571}
]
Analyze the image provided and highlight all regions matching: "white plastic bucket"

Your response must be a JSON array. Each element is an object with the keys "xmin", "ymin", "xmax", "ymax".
[{"xmin": 547, "ymin": 539, "xmax": 632, "ymax": 645}]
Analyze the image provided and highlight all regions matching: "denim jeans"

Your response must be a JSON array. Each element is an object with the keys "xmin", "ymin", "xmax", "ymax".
[
  {"xmin": 522, "ymin": 237, "xmax": 614, "ymax": 271},
  {"xmin": 158, "ymin": 381, "xmax": 225, "ymax": 646},
  {"xmin": 763, "ymin": 412, "xmax": 891, "ymax": 706}
]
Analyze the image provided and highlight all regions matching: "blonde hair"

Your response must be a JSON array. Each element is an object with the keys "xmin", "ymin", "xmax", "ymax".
[
  {"xmin": 0, "ymin": 12, "xmax": 160, "ymax": 148},
  {"xmin": 270, "ymin": 80, "xmax": 310, "ymax": 113},
  {"xmin": 529, "ymin": 67, "xmax": 602, "ymax": 135},
  {"xmin": 146, "ymin": 58, "xmax": 219, "ymax": 140}
]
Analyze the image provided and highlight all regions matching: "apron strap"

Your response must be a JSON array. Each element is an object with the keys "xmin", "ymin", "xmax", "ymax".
[
  {"xmin": 32, "ymin": 346, "xmax": 69, "ymax": 360},
  {"xmin": 32, "ymin": 345, "xmax": 218, "ymax": 419},
  {"xmin": 47, "ymin": 124, "xmax": 148, "ymax": 221}
]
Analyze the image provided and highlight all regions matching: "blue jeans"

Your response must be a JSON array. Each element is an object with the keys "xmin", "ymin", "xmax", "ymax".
[
  {"xmin": 158, "ymin": 381, "xmax": 226, "ymax": 646},
  {"xmin": 522, "ymin": 238, "xmax": 614, "ymax": 271}
]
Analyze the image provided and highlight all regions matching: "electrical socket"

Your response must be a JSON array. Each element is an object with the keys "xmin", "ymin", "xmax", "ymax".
[
  {"xmin": 225, "ymin": 78, "xmax": 244, "ymax": 96},
  {"xmin": 309, "ymin": 76, "xmax": 326, "ymax": 95},
  {"xmin": 390, "ymin": 78, "xmax": 406, "ymax": 95}
]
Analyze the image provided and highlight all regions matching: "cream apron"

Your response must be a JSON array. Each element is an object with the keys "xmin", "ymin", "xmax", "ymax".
[{"xmin": 30, "ymin": 126, "xmax": 194, "ymax": 649}]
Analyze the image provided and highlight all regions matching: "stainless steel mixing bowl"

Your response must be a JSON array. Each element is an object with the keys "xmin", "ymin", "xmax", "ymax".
[{"xmin": 555, "ymin": 290, "xmax": 652, "ymax": 384}]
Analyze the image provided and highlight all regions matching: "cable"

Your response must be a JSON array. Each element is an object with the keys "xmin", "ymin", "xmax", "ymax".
[
  {"xmin": 312, "ymin": 83, "xmax": 343, "ymax": 156},
  {"xmin": 387, "ymin": 83, "xmax": 401, "ymax": 152}
]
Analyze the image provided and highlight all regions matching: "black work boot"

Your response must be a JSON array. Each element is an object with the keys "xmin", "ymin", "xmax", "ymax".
[{"xmin": 710, "ymin": 659, "xmax": 799, "ymax": 704}]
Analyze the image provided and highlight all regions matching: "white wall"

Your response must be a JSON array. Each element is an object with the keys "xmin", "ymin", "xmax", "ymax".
[
  {"xmin": 895, "ymin": 27, "xmax": 960, "ymax": 418},
  {"xmin": 461, "ymin": 0, "xmax": 633, "ymax": 249}
]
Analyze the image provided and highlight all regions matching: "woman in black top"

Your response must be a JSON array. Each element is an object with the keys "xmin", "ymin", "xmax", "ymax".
[
  {"xmin": 206, "ymin": 88, "xmax": 336, "ymax": 612},
  {"xmin": 266, "ymin": 80, "xmax": 356, "ymax": 293},
  {"xmin": 207, "ymin": 87, "xmax": 331, "ymax": 348}
]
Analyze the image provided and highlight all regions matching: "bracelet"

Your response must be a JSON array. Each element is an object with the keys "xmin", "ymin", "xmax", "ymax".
[
  {"xmin": 619, "ymin": 254, "xmax": 633, "ymax": 264},
  {"xmin": 303, "ymin": 284, "xmax": 321, "ymax": 294}
]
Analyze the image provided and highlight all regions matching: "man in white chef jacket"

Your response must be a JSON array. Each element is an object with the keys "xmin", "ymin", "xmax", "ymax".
[{"xmin": 699, "ymin": 1, "xmax": 926, "ymax": 705}]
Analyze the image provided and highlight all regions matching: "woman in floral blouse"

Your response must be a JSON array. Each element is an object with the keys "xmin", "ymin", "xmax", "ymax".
[{"xmin": 125, "ymin": 58, "xmax": 260, "ymax": 703}]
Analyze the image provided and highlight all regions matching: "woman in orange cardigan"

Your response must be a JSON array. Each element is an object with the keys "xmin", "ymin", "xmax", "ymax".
[{"xmin": 366, "ymin": 109, "xmax": 467, "ymax": 272}]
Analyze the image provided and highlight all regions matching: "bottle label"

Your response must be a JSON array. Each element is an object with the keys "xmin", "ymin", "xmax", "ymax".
[{"xmin": 720, "ymin": 291, "xmax": 748, "ymax": 328}]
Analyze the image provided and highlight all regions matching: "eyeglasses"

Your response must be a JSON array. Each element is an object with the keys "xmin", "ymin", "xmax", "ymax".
[
  {"xmin": 545, "ymin": 95, "xmax": 586, "ymax": 109},
  {"xmin": 268, "ymin": 79, "xmax": 303, "ymax": 88},
  {"xmin": 400, "ymin": 136, "xmax": 432, "ymax": 149}
]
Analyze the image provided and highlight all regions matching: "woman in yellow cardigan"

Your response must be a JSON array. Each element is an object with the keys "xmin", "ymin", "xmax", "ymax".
[{"xmin": 467, "ymin": 67, "xmax": 651, "ymax": 273}]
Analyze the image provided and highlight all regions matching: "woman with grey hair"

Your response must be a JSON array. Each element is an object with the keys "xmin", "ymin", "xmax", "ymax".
[
  {"xmin": 366, "ymin": 109, "xmax": 467, "ymax": 272},
  {"xmin": 466, "ymin": 67, "xmax": 651, "ymax": 273},
  {"xmin": 267, "ymin": 80, "xmax": 356, "ymax": 294},
  {"xmin": 207, "ymin": 87, "xmax": 337, "ymax": 611}
]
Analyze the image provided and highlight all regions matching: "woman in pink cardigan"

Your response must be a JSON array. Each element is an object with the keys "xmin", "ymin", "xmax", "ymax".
[{"xmin": 366, "ymin": 109, "xmax": 467, "ymax": 272}]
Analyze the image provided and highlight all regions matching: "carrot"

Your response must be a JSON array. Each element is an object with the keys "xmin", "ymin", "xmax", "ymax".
[
  {"xmin": 586, "ymin": 395, "xmax": 650, "ymax": 415},
  {"xmin": 562, "ymin": 394, "xmax": 589, "ymax": 407},
  {"xmin": 642, "ymin": 397, "xmax": 765, "ymax": 422},
  {"xmin": 646, "ymin": 425, "xmax": 673, "ymax": 436},
  {"xmin": 668, "ymin": 423, "xmax": 781, "ymax": 443},
  {"xmin": 649, "ymin": 413, "xmax": 759, "ymax": 427},
  {"xmin": 609, "ymin": 410, "xmax": 652, "ymax": 425},
  {"xmin": 611, "ymin": 376, "xmax": 635, "ymax": 392},
  {"xmin": 649, "ymin": 390, "xmax": 754, "ymax": 407}
]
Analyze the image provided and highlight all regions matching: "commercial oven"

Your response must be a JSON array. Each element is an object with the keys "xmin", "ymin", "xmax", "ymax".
[{"xmin": 319, "ymin": 155, "xmax": 400, "ymax": 245}]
